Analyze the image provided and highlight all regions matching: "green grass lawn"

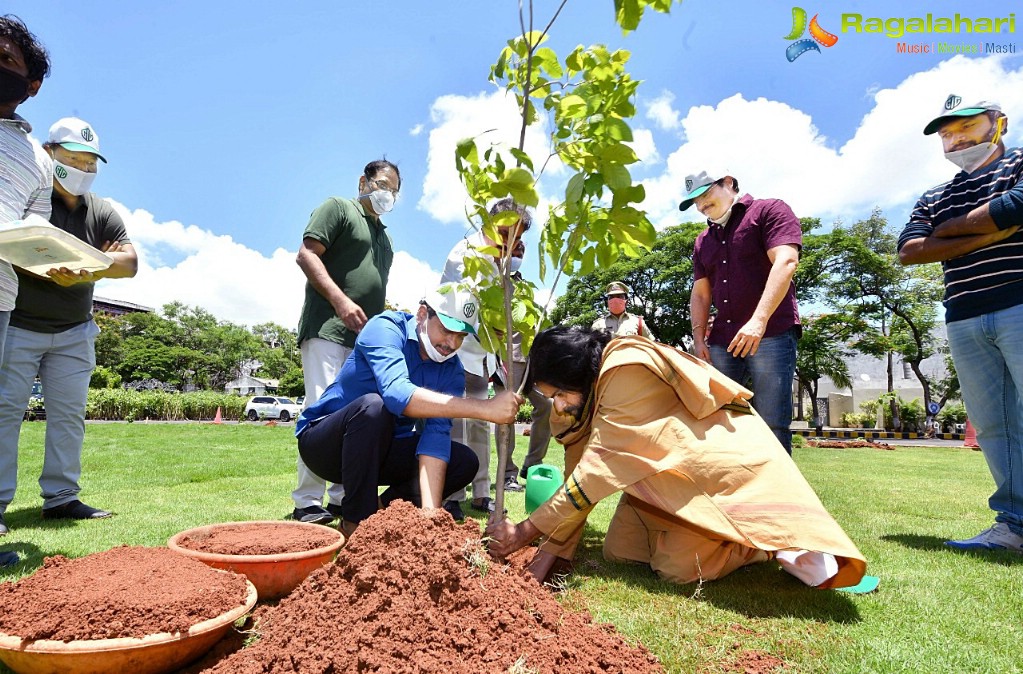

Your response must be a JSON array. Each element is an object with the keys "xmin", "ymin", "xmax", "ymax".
[{"xmin": 1, "ymin": 423, "xmax": 1020, "ymax": 673}]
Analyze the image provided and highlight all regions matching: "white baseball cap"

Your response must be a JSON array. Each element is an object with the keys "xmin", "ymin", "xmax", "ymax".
[
  {"xmin": 48, "ymin": 117, "xmax": 107, "ymax": 162},
  {"xmin": 423, "ymin": 283, "xmax": 479, "ymax": 335},
  {"xmin": 923, "ymin": 95, "xmax": 1003, "ymax": 136}
]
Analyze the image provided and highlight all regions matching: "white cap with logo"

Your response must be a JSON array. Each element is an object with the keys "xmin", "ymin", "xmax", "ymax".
[
  {"xmin": 923, "ymin": 95, "xmax": 1002, "ymax": 136},
  {"xmin": 48, "ymin": 117, "xmax": 107, "ymax": 162},
  {"xmin": 424, "ymin": 283, "xmax": 479, "ymax": 336}
]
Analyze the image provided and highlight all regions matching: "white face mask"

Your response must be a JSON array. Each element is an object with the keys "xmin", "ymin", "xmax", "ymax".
[
  {"xmin": 418, "ymin": 320, "xmax": 458, "ymax": 362},
  {"xmin": 944, "ymin": 116, "xmax": 1005, "ymax": 174},
  {"xmin": 944, "ymin": 143, "xmax": 999, "ymax": 174},
  {"xmin": 709, "ymin": 193, "xmax": 740, "ymax": 225},
  {"xmin": 54, "ymin": 161, "xmax": 97, "ymax": 196},
  {"xmin": 509, "ymin": 255, "xmax": 523, "ymax": 273},
  {"xmin": 367, "ymin": 189, "xmax": 395, "ymax": 215}
]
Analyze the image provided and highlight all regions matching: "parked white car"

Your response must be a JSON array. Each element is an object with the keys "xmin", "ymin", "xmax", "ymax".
[{"xmin": 244, "ymin": 396, "xmax": 302, "ymax": 422}]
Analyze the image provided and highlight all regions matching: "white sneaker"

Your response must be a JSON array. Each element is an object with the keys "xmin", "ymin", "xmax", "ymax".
[{"xmin": 946, "ymin": 522, "xmax": 1023, "ymax": 552}]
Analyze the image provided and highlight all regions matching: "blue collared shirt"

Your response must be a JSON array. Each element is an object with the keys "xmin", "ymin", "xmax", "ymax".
[{"xmin": 295, "ymin": 311, "xmax": 466, "ymax": 461}]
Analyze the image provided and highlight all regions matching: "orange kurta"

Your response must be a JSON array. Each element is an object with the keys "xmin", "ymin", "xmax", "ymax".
[{"xmin": 528, "ymin": 336, "xmax": 866, "ymax": 588}]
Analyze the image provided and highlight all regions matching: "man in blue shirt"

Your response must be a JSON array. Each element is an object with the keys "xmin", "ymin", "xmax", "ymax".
[{"xmin": 296, "ymin": 283, "xmax": 522, "ymax": 536}]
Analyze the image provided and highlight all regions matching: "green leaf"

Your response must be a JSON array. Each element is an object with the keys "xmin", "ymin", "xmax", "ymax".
[
  {"xmin": 596, "ymin": 142, "xmax": 638, "ymax": 165},
  {"xmin": 508, "ymin": 148, "xmax": 534, "ymax": 171},
  {"xmin": 565, "ymin": 173, "xmax": 585, "ymax": 204},
  {"xmin": 603, "ymin": 117, "xmax": 634, "ymax": 142},
  {"xmin": 558, "ymin": 94, "xmax": 588, "ymax": 119},
  {"xmin": 603, "ymin": 163, "xmax": 632, "ymax": 191}
]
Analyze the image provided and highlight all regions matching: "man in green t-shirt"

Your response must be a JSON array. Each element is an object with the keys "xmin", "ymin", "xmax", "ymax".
[{"xmin": 291, "ymin": 159, "xmax": 399, "ymax": 524}]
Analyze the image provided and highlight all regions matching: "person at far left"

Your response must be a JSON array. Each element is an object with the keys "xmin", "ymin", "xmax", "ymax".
[{"xmin": 0, "ymin": 117, "xmax": 137, "ymax": 533}]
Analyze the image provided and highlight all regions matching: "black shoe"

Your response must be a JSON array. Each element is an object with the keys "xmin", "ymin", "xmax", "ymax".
[
  {"xmin": 42, "ymin": 500, "xmax": 113, "ymax": 520},
  {"xmin": 442, "ymin": 500, "xmax": 465, "ymax": 521},
  {"xmin": 470, "ymin": 497, "xmax": 495, "ymax": 513},
  {"xmin": 292, "ymin": 505, "xmax": 334, "ymax": 525},
  {"xmin": 0, "ymin": 550, "xmax": 17, "ymax": 567},
  {"xmin": 325, "ymin": 503, "xmax": 344, "ymax": 519},
  {"xmin": 503, "ymin": 478, "xmax": 524, "ymax": 493},
  {"xmin": 0, "ymin": 513, "xmax": 7, "ymax": 536},
  {"xmin": 519, "ymin": 466, "xmax": 530, "ymax": 480}
]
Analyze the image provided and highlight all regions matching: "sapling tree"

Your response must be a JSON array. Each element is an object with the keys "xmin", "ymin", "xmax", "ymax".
[{"xmin": 452, "ymin": 0, "xmax": 677, "ymax": 516}]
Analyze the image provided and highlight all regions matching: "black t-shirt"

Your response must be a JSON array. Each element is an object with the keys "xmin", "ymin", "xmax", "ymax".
[{"xmin": 12, "ymin": 193, "xmax": 130, "ymax": 333}]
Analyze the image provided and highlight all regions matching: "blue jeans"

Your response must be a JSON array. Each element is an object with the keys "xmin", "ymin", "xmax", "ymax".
[
  {"xmin": 710, "ymin": 327, "xmax": 797, "ymax": 453},
  {"xmin": 946, "ymin": 303, "xmax": 1023, "ymax": 535},
  {"xmin": 0, "ymin": 320, "xmax": 99, "ymax": 512}
]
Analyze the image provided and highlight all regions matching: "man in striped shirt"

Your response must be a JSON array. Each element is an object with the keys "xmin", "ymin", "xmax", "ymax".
[
  {"xmin": 898, "ymin": 94, "xmax": 1023, "ymax": 554},
  {"xmin": 0, "ymin": 15, "xmax": 51, "ymax": 539}
]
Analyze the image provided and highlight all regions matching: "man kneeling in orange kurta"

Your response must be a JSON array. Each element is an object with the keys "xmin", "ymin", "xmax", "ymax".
[{"xmin": 486, "ymin": 326, "xmax": 866, "ymax": 589}]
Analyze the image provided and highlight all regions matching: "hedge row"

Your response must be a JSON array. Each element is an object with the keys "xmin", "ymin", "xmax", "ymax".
[{"xmin": 84, "ymin": 389, "xmax": 249, "ymax": 422}]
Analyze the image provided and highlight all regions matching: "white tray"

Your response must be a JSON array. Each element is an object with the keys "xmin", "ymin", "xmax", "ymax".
[{"xmin": 0, "ymin": 222, "xmax": 113, "ymax": 275}]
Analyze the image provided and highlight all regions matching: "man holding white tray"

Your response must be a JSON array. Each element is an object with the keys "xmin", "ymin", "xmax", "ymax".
[{"xmin": 0, "ymin": 117, "xmax": 137, "ymax": 533}]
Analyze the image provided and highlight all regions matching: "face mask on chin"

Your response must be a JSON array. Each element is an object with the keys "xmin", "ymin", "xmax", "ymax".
[
  {"xmin": 944, "ymin": 116, "xmax": 1005, "ymax": 173},
  {"xmin": 0, "ymin": 67, "xmax": 29, "ymax": 104},
  {"xmin": 53, "ymin": 161, "xmax": 97, "ymax": 196},
  {"xmin": 944, "ymin": 142, "xmax": 999, "ymax": 173},
  {"xmin": 508, "ymin": 255, "xmax": 523, "ymax": 273},
  {"xmin": 418, "ymin": 320, "xmax": 458, "ymax": 362},
  {"xmin": 709, "ymin": 193, "xmax": 740, "ymax": 225}
]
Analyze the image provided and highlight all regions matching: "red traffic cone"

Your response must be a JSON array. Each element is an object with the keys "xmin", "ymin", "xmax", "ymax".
[
  {"xmin": 213, "ymin": 407, "xmax": 223, "ymax": 425},
  {"xmin": 964, "ymin": 418, "xmax": 978, "ymax": 448}
]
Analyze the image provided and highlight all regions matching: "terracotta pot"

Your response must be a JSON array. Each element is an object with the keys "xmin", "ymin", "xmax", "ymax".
[
  {"xmin": 168, "ymin": 520, "xmax": 344, "ymax": 600},
  {"xmin": 0, "ymin": 579, "xmax": 256, "ymax": 674}
]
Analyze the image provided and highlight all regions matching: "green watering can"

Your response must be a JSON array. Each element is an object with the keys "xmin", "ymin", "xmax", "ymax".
[{"xmin": 524, "ymin": 464, "xmax": 564, "ymax": 514}]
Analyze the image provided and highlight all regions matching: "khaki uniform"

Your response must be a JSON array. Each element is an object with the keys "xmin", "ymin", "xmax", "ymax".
[
  {"xmin": 591, "ymin": 312, "xmax": 653, "ymax": 339},
  {"xmin": 528, "ymin": 336, "xmax": 866, "ymax": 588}
]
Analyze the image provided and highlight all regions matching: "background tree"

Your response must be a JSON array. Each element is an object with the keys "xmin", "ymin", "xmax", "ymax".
[
  {"xmin": 829, "ymin": 209, "xmax": 945, "ymax": 428},
  {"xmin": 550, "ymin": 221, "xmax": 703, "ymax": 345},
  {"xmin": 795, "ymin": 313, "xmax": 857, "ymax": 429}
]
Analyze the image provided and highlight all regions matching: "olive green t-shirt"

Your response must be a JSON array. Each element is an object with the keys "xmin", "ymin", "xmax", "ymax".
[{"xmin": 296, "ymin": 197, "xmax": 393, "ymax": 349}]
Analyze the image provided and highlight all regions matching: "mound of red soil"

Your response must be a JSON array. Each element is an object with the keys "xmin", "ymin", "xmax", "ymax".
[
  {"xmin": 175, "ymin": 522, "xmax": 341, "ymax": 556},
  {"xmin": 0, "ymin": 546, "xmax": 249, "ymax": 642},
  {"xmin": 200, "ymin": 500, "xmax": 663, "ymax": 673}
]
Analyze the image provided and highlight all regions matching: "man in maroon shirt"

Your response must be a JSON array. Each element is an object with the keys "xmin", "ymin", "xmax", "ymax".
[{"xmin": 680, "ymin": 171, "xmax": 801, "ymax": 453}]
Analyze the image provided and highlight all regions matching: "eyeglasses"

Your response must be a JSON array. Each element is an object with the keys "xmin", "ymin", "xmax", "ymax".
[{"xmin": 367, "ymin": 177, "xmax": 399, "ymax": 198}]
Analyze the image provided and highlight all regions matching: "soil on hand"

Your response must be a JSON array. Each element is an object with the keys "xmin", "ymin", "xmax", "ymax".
[
  {"xmin": 0, "ymin": 546, "xmax": 250, "ymax": 642},
  {"xmin": 175, "ymin": 522, "xmax": 341, "ymax": 555},
  {"xmin": 199, "ymin": 500, "xmax": 664, "ymax": 673}
]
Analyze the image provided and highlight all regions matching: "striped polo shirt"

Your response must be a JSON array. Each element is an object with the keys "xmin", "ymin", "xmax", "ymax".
[
  {"xmin": 898, "ymin": 146, "xmax": 1023, "ymax": 323},
  {"xmin": 0, "ymin": 115, "xmax": 53, "ymax": 311}
]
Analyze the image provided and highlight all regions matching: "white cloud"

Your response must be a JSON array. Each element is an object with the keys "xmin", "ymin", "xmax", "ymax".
[
  {"xmin": 628, "ymin": 128, "xmax": 660, "ymax": 166},
  {"xmin": 643, "ymin": 55, "xmax": 1023, "ymax": 231},
  {"xmin": 644, "ymin": 91, "xmax": 681, "ymax": 132},
  {"xmin": 98, "ymin": 199, "xmax": 439, "ymax": 328},
  {"xmin": 418, "ymin": 89, "xmax": 562, "ymax": 225},
  {"xmin": 409, "ymin": 123, "xmax": 424, "ymax": 136}
]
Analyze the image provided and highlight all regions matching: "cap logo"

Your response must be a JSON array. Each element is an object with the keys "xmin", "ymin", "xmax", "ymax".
[
  {"xmin": 944, "ymin": 95, "xmax": 962, "ymax": 111},
  {"xmin": 80, "ymin": 127, "xmax": 94, "ymax": 142},
  {"xmin": 462, "ymin": 301, "xmax": 476, "ymax": 319},
  {"xmin": 55, "ymin": 165, "xmax": 67, "ymax": 179},
  {"xmin": 685, "ymin": 178, "xmax": 693, "ymax": 192}
]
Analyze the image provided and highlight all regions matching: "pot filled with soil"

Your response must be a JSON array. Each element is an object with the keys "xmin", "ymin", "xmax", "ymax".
[
  {"xmin": 0, "ymin": 546, "xmax": 255, "ymax": 674},
  {"xmin": 168, "ymin": 520, "xmax": 344, "ymax": 600}
]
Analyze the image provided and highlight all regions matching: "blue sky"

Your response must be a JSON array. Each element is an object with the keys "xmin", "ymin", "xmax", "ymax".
[{"xmin": 7, "ymin": 0, "xmax": 1022, "ymax": 327}]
